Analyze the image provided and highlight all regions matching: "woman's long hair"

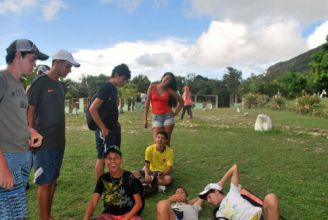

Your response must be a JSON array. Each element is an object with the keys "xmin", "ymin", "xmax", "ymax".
[{"xmin": 161, "ymin": 72, "xmax": 177, "ymax": 107}]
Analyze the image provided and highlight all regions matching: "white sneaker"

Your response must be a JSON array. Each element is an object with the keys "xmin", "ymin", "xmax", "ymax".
[{"xmin": 158, "ymin": 185, "xmax": 166, "ymax": 192}]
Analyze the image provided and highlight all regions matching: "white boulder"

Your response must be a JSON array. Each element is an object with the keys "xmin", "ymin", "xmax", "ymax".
[{"xmin": 254, "ymin": 114, "xmax": 272, "ymax": 131}]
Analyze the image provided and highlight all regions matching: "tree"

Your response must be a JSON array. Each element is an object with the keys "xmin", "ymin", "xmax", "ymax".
[
  {"xmin": 130, "ymin": 75, "xmax": 150, "ymax": 93},
  {"xmin": 279, "ymin": 72, "xmax": 307, "ymax": 98},
  {"xmin": 309, "ymin": 35, "xmax": 328, "ymax": 92},
  {"xmin": 223, "ymin": 67, "xmax": 242, "ymax": 104}
]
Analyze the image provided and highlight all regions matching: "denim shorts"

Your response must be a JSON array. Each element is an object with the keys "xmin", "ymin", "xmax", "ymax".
[
  {"xmin": 152, "ymin": 112, "xmax": 175, "ymax": 127},
  {"xmin": 0, "ymin": 152, "xmax": 31, "ymax": 220},
  {"xmin": 95, "ymin": 126, "xmax": 121, "ymax": 159},
  {"xmin": 33, "ymin": 148, "xmax": 64, "ymax": 185}
]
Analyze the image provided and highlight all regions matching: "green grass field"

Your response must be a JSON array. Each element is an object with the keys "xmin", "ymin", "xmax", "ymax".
[{"xmin": 26, "ymin": 108, "xmax": 328, "ymax": 219}]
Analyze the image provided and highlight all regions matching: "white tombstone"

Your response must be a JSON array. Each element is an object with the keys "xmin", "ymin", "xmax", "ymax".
[
  {"xmin": 254, "ymin": 114, "xmax": 272, "ymax": 131},
  {"xmin": 320, "ymin": 89, "xmax": 327, "ymax": 98}
]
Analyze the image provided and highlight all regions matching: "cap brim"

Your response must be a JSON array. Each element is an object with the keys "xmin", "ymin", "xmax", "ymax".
[
  {"xmin": 67, "ymin": 61, "xmax": 80, "ymax": 67},
  {"xmin": 36, "ymin": 51, "xmax": 49, "ymax": 61},
  {"xmin": 199, "ymin": 190, "xmax": 210, "ymax": 200}
]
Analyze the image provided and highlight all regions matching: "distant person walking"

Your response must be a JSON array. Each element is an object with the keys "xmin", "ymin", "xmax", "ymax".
[
  {"xmin": 180, "ymin": 85, "xmax": 193, "ymax": 120},
  {"xmin": 144, "ymin": 72, "xmax": 184, "ymax": 146},
  {"xmin": 27, "ymin": 49, "xmax": 80, "ymax": 220},
  {"xmin": 0, "ymin": 39, "xmax": 45, "ymax": 220},
  {"xmin": 89, "ymin": 64, "xmax": 131, "ymax": 181}
]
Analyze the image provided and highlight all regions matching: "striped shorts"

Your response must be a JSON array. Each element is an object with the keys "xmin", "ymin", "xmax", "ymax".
[{"xmin": 0, "ymin": 152, "xmax": 32, "ymax": 220}]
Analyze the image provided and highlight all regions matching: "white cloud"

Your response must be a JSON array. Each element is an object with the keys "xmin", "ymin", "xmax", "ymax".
[
  {"xmin": 42, "ymin": 0, "xmax": 66, "ymax": 20},
  {"xmin": 66, "ymin": 17, "xmax": 313, "ymax": 81},
  {"xmin": 307, "ymin": 20, "xmax": 328, "ymax": 49},
  {"xmin": 0, "ymin": 0, "xmax": 37, "ymax": 15},
  {"xmin": 136, "ymin": 52, "xmax": 173, "ymax": 67},
  {"xmin": 184, "ymin": 19, "xmax": 306, "ymax": 75},
  {"xmin": 185, "ymin": 0, "xmax": 328, "ymax": 24},
  {"xmin": 68, "ymin": 39, "xmax": 189, "ymax": 82}
]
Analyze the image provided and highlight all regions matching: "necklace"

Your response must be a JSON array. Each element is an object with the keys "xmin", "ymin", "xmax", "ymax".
[{"xmin": 109, "ymin": 171, "xmax": 123, "ymax": 187}]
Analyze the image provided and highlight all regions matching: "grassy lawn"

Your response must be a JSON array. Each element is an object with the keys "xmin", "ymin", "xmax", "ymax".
[{"xmin": 27, "ymin": 108, "xmax": 328, "ymax": 219}]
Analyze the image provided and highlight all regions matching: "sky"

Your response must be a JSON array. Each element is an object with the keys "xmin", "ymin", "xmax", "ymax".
[{"xmin": 0, "ymin": 0, "xmax": 328, "ymax": 82}]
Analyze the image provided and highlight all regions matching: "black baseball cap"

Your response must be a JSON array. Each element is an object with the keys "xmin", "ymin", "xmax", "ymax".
[{"xmin": 6, "ymin": 39, "xmax": 49, "ymax": 61}]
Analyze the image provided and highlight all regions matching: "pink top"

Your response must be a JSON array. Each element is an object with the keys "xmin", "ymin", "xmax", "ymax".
[{"xmin": 182, "ymin": 91, "xmax": 193, "ymax": 106}]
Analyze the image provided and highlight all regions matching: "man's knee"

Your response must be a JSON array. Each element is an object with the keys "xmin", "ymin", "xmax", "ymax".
[
  {"xmin": 156, "ymin": 200, "xmax": 170, "ymax": 212},
  {"xmin": 264, "ymin": 193, "xmax": 279, "ymax": 210}
]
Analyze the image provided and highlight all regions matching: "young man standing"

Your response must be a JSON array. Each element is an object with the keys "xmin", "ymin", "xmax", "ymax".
[
  {"xmin": 89, "ymin": 64, "xmax": 131, "ymax": 180},
  {"xmin": 199, "ymin": 164, "xmax": 280, "ymax": 220},
  {"xmin": 84, "ymin": 145, "xmax": 143, "ymax": 220},
  {"xmin": 0, "ymin": 39, "xmax": 46, "ymax": 220},
  {"xmin": 27, "ymin": 49, "xmax": 80, "ymax": 220},
  {"xmin": 134, "ymin": 130, "xmax": 174, "ymax": 186}
]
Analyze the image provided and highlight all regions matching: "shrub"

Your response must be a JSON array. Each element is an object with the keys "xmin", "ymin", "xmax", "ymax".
[
  {"xmin": 243, "ymin": 93, "xmax": 270, "ymax": 109},
  {"xmin": 295, "ymin": 94, "xmax": 320, "ymax": 114},
  {"xmin": 242, "ymin": 93, "xmax": 258, "ymax": 109},
  {"xmin": 271, "ymin": 95, "xmax": 286, "ymax": 111},
  {"xmin": 256, "ymin": 94, "xmax": 270, "ymax": 107}
]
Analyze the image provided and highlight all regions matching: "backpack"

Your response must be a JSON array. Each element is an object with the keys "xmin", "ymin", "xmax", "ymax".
[{"xmin": 86, "ymin": 94, "xmax": 98, "ymax": 130}]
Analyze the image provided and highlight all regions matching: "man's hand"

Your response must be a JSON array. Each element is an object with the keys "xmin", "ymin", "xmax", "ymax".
[
  {"xmin": 101, "ymin": 127, "xmax": 109, "ymax": 139},
  {"xmin": 144, "ymin": 174, "xmax": 152, "ymax": 184},
  {"xmin": 29, "ymin": 128, "xmax": 43, "ymax": 148},
  {"xmin": 144, "ymin": 119, "xmax": 148, "ymax": 128},
  {"xmin": 0, "ymin": 164, "xmax": 14, "ymax": 189}
]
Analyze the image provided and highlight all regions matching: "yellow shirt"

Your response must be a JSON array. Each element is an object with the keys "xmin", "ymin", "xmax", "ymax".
[{"xmin": 145, "ymin": 144, "xmax": 173, "ymax": 172}]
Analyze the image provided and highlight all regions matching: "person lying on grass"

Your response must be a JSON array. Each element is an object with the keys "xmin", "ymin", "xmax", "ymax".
[
  {"xmin": 133, "ymin": 130, "xmax": 173, "ymax": 187},
  {"xmin": 199, "ymin": 164, "xmax": 280, "ymax": 220},
  {"xmin": 157, "ymin": 186, "xmax": 203, "ymax": 220},
  {"xmin": 84, "ymin": 145, "xmax": 143, "ymax": 220}
]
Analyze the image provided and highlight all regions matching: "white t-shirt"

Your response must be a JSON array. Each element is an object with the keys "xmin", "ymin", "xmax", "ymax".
[
  {"xmin": 171, "ymin": 202, "xmax": 202, "ymax": 220},
  {"xmin": 215, "ymin": 183, "xmax": 262, "ymax": 220}
]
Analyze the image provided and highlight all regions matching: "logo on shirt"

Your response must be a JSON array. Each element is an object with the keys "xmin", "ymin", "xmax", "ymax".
[{"xmin": 47, "ymin": 88, "xmax": 55, "ymax": 93}]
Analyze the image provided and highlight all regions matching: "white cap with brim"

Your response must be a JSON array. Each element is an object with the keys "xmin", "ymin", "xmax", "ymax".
[
  {"xmin": 6, "ymin": 39, "xmax": 49, "ymax": 61},
  {"xmin": 199, "ymin": 183, "xmax": 223, "ymax": 199},
  {"xmin": 52, "ymin": 49, "xmax": 80, "ymax": 67}
]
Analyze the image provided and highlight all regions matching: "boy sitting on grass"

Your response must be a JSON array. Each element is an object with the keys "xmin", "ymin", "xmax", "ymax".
[
  {"xmin": 84, "ymin": 145, "xmax": 143, "ymax": 220},
  {"xmin": 133, "ymin": 130, "xmax": 173, "ymax": 187}
]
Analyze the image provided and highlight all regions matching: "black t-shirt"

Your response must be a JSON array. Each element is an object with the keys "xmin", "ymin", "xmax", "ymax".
[
  {"xmin": 97, "ymin": 82, "xmax": 119, "ymax": 129},
  {"xmin": 27, "ymin": 75, "xmax": 65, "ymax": 149},
  {"xmin": 95, "ymin": 171, "xmax": 143, "ymax": 216}
]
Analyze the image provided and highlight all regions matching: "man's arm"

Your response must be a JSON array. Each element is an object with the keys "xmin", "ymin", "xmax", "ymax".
[
  {"xmin": 27, "ymin": 105, "xmax": 43, "ymax": 148},
  {"xmin": 143, "ymin": 161, "xmax": 152, "ymax": 183},
  {"xmin": 0, "ymin": 150, "xmax": 14, "ymax": 189},
  {"xmin": 143, "ymin": 84, "xmax": 152, "ymax": 128},
  {"xmin": 89, "ymin": 98, "xmax": 109, "ymax": 137},
  {"xmin": 218, "ymin": 164, "xmax": 239, "ymax": 187},
  {"xmin": 83, "ymin": 193, "xmax": 100, "ymax": 220},
  {"xmin": 122, "ymin": 193, "xmax": 142, "ymax": 220}
]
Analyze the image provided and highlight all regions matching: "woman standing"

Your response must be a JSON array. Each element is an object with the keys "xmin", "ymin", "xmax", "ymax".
[
  {"xmin": 180, "ymin": 85, "xmax": 193, "ymax": 120},
  {"xmin": 144, "ymin": 72, "xmax": 184, "ymax": 146}
]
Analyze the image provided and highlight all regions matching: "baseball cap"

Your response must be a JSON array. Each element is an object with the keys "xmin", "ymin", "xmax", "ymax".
[
  {"xmin": 105, "ymin": 145, "xmax": 122, "ymax": 157},
  {"xmin": 52, "ymin": 49, "xmax": 80, "ymax": 67},
  {"xmin": 6, "ymin": 39, "xmax": 49, "ymax": 61},
  {"xmin": 199, "ymin": 183, "xmax": 223, "ymax": 199},
  {"xmin": 36, "ymin": 65, "xmax": 50, "ymax": 75}
]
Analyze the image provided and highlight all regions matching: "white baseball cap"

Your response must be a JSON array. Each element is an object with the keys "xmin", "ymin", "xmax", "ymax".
[
  {"xmin": 199, "ymin": 183, "xmax": 223, "ymax": 199},
  {"xmin": 52, "ymin": 49, "xmax": 80, "ymax": 67}
]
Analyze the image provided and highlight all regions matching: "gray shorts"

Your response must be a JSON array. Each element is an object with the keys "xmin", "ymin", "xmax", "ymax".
[{"xmin": 152, "ymin": 112, "xmax": 175, "ymax": 127}]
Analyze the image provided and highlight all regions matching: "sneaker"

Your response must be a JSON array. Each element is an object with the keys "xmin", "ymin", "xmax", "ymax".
[{"xmin": 158, "ymin": 185, "xmax": 166, "ymax": 192}]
